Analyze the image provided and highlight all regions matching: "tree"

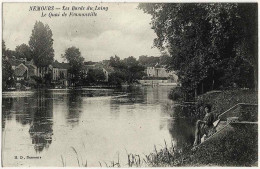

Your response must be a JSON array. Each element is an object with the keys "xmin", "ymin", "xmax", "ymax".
[
  {"xmin": 15, "ymin": 44, "xmax": 32, "ymax": 61},
  {"xmin": 139, "ymin": 55, "xmax": 159, "ymax": 67},
  {"xmin": 29, "ymin": 21, "xmax": 54, "ymax": 67},
  {"xmin": 63, "ymin": 47, "xmax": 84, "ymax": 86},
  {"xmin": 234, "ymin": 4, "xmax": 258, "ymax": 90},
  {"xmin": 84, "ymin": 68, "xmax": 105, "ymax": 85},
  {"xmin": 109, "ymin": 55, "xmax": 145, "ymax": 85},
  {"xmin": 2, "ymin": 40, "xmax": 14, "ymax": 89},
  {"xmin": 108, "ymin": 71, "xmax": 126, "ymax": 86},
  {"xmin": 2, "ymin": 40, "xmax": 6, "ymax": 57},
  {"xmin": 123, "ymin": 56, "xmax": 145, "ymax": 83},
  {"xmin": 139, "ymin": 3, "xmax": 257, "ymax": 94},
  {"xmin": 3, "ymin": 41, "xmax": 16, "ymax": 59}
]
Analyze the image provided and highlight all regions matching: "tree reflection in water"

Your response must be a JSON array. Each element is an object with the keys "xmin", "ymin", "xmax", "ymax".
[
  {"xmin": 167, "ymin": 104, "xmax": 197, "ymax": 150},
  {"xmin": 66, "ymin": 90, "xmax": 83, "ymax": 127},
  {"xmin": 28, "ymin": 91, "xmax": 53, "ymax": 153}
]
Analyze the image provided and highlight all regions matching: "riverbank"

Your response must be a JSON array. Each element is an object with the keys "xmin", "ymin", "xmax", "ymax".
[
  {"xmin": 126, "ymin": 122, "xmax": 257, "ymax": 167},
  {"xmin": 197, "ymin": 89, "xmax": 258, "ymax": 117},
  {"xmin": 127, "ymin": 89, "xmax": 258, "ymax": 167}
]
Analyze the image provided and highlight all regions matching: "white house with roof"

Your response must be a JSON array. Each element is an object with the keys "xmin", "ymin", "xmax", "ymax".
[
  {"xmin": 146, "ymin": 64, "xmax": 178, "ymax": 82},
  {"xmin": 51, "ymin": 60, "xmax": 70, "ymax": 86}
]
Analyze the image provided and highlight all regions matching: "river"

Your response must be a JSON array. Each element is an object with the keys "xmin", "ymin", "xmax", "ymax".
[{"xmin": 2, "ymin": 86, "xmax": 195, "ymax": 167}]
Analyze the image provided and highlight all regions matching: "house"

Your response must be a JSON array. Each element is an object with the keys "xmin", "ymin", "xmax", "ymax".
[
  {"xmin": 9, "ymin": 58, "xmax": 37, "ymax": 81},
  {"xmin": 14, "ymin": 63, "xmax": 28, "ymax": 81},
  {"xmin": 51, "ymin": 60, "xmax": 69, "ymax": 86},
  {"xmin": 145, "ymin": 64, "xmax": 178, "ymax": 82},
  {"xmin": 25, "ymin": 59, "xmax": 37, "ymax": 78},
  {"xmin": 102, "ymin": 66, "xmax": 114, "ymax": 82},
  {"xmin": 26, "ymin": 64, "xmax": 37, "ymax": 77}
]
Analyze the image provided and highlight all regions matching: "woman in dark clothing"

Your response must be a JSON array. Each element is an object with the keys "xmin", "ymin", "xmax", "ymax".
[{"xmin": 193, "ymin": 105, "xmax": 215, "ymax": 146}]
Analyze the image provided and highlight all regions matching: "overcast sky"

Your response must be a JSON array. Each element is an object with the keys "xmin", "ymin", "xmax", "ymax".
[{"xmin": 3, "ymin": 3, "xmax": 161, "ymax": 62}]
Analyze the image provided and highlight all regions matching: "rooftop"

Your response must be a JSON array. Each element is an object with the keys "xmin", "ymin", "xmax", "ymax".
[{"xmin": 52, "ymin": 61, "xmax": 70, "ymax": 69}]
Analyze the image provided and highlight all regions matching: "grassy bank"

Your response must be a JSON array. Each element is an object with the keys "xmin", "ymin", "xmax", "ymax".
[
  {"xmin": 185, "ymin": 123, "xmax": 258, "ymax": 166},
  {"xmin": 123, "ymin": 122, "xmax": 257, "ymax": 167},
  {"xmin": 134, "ymin": 89, "xmax": 258, "ymax": 167},
  {"xmin": 197, "ymin": 89, "xmax": 258, "ymax": 117}
]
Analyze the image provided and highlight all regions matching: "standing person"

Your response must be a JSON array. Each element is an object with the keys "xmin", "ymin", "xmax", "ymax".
[{"xmin": 193, "ymin": 104, "xmax": 215, "ymax": 146}]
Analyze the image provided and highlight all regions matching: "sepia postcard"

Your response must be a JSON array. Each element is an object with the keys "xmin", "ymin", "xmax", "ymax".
[{"xmin": 1, "ymin": 1, "xmax": 258, "ymax": 167}]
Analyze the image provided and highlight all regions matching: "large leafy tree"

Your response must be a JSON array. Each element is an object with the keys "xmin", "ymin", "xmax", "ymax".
[
  {"xmin": 29, "ymin": 21, "xmax": 54, "ymax": 67},
  {"xmin": 139, "ymin": 3, "xmax": 257, "ymax": 93},
  {"xmin": 2, "ymin": 40, "xmax": 14, "ymax": 89},
  {"xmin": 84, "ymin": 68, "xmax": 105, "ymax": 85},
  {"xmin": 123, "ymin": 56, "xmax": 145, "ymax": 83},
  {"xmin": 63, "ymin": 47, "xmax": 84, "ymax": 86},
  {"xmin": 15, "ymin": 43, "xmax": 32, "ymax": 61},
  {"xmin": 108, "ymin": 55, "xmax": 145, "ymax": 85}
]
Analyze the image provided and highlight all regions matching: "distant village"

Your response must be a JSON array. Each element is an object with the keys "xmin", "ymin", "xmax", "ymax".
[
  {"xmin": 4, "ymin": 54, "xmax": 178, "ymax": 90},
  {"xmin": 2, "ymin": 21, "xmax": 180, "ymax": 91}
]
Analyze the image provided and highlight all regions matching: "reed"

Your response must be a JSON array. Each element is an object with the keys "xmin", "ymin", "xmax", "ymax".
[
  {"xmin": 63, "ymin": 140, "xmax": 192, "ymax": 167},
  {"xmin": 125, "ymin": 140, "xmax": 192, "ymax": 167},
  {"xmin": 60, "ymin": 155, "xmax": 66, "ymax": 167}
]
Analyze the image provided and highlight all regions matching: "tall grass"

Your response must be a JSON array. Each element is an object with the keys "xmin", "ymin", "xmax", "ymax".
[
  {"xmin": 125, "ymin": 140, "xmax": 192, "ymax": 167},
  {"xmin": 61, "ymin": 147, "xmax": 88, "ymax": 167},
  {"xmin": 61, "ymin": 140, "xmax": 192, "ymax": 167}
]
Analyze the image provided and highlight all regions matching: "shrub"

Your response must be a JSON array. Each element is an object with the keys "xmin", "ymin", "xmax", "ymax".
[{"xmin": 168, "ymin": 87, "xmax": 184, "ymax": 101}]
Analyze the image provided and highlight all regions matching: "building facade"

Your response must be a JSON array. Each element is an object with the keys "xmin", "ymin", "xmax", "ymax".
[{"xmin": 145, "ymin": 65, "xmax": 178, "ymax": 82}]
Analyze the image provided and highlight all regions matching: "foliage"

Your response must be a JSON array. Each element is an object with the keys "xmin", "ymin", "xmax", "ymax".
[
  {"xmin": 186, "ymin": 123, "xmax": 257, "ymax": 166},
  {"xmin": 108, "ymin": 71, "xmax": 126, "ymax": 86},
  {"xmin": 2, "ymin": 59, "xmax": 14, "ymax": 89},
  {"xmin": 138, "ymin": 54, "xmax": 171, "ymax": 67},
  {"xmin": 84, "ymin": 68, "xmax": 105, "ymax": 85},
  {"xmin": 29, "ymin": 21, "xmax": 54, "ymax": 67},
  {"xmin": 63, "ymin": 47, "xmax": 84, "ymax": 86},
  {"xmin": 2, "ymin": 40, "xmax": 6, "ymax": 55},
  {"xmin": 108, "ymin": 55, "xmax": 145, "ymax": 85},
  {"xmin": 138, "ymin": 3, "xmax": 258, "ymax": 95},
  {"xmin": 138, "ymin": 55, "xmax": 160, "ymax": 66},
  {"xmin": 123, "ymin": 123, "xmax": 257, "ymax": 167},
  {"xmin": 43, "ymin": 73, "xmax": 52, "ymax": 86},
  {"xmin": 2, "ymin": 40, "xmax": 14, "ymax": 90},
  {"xmin": 123, "ymin": 56, "xmax": 146, "ymax": 83},
  {"xmin": 3, "ymin": 40, "xmax": 17, "ymax": 59},
  {"xmin": 197, "ymin": 89, "xmax": 258, "ymax": 117},
  {"xmin": 168, "ymin": 87, "xmax": 184, "ymax": 101},
  {"xmin": 31, "ymin": 76, "xmax": 44, "ymax": 86},
  {"xmin": 15, "ymin": 43, "xmax": 32, "ymax": 61}
]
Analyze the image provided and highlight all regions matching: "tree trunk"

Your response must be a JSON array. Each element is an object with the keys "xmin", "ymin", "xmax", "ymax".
[
  {"xmin": 211, "ymin": 70, "xmax": 215, "ymax": 90},
  {"xmin": 194, "ymin": 88, "xmax": 197, "ymax": 101},
  {"xmin": 201, "ymin": 82, "xmax": 204, "ymax": 94},
  {"xmin": 253, "ymin": 65, "xmax": 258, "ymax": 91}
]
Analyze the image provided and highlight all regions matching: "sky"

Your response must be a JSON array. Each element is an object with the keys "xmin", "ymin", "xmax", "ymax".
[{"xmin": 3, "ymin": 3, "xmax": 161, "ymax": 62}]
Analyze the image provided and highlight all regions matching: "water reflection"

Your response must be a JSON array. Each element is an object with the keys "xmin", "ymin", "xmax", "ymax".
[
  {"xmin": 168, "ymin": 118, "xmax": 195, "ymax": 149},
  {"xmin": 29, "ymin": 118, "xmax": 53, "ymax": 152},
  {"xmin": 66, "ymin": 90, "xmax": 83, "ymax": 127},
  {"xmin": 2, "ymin": 86, "xmax": 196, "ymax": 167},
  {"xmin": 2, "ymin": 91, "xmax": 54, "ymax": 153},
  {"xmin": 29, "ymin": 91, "xmax": 53, "ymax": 152}
]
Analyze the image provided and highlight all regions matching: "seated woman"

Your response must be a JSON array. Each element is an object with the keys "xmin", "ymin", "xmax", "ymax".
[{"xmin": 193, "ymin": 104, "xmax": 216, "ymax": 146}]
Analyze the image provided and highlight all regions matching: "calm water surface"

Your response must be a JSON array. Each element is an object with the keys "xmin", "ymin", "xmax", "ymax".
[{"xmin": 2, "ymin": 86, "xmax": 195, "ymax": 167}]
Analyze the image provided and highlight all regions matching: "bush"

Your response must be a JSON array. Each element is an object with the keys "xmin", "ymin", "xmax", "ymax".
[
  {"xmin": 168, "ymin": 87, "xmax": 184, "ymax": 101},
  {"xmin": 197, "ymin": 89, "xmax": 258, "ymax": 116}
]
